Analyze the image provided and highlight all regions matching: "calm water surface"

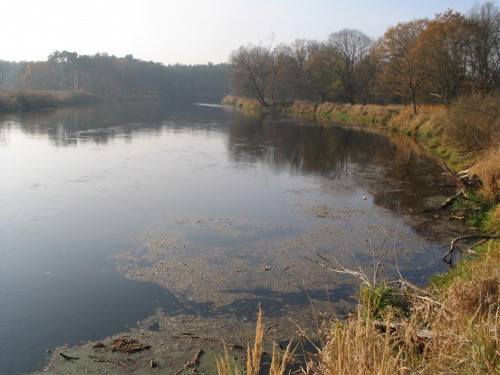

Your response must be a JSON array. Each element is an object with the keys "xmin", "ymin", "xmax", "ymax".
[{"xmin": 0, "ymin": 102, "xmax": 459, "ymax": 374}]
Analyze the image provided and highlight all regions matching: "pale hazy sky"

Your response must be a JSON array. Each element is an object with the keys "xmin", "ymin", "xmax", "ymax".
[{"xmin": 3, "ymin": 0, "xmax": 482, "ymax": 65}]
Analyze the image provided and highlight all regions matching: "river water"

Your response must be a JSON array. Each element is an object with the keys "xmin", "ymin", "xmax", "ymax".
[{"xmin": 0, "ymin": 101, "xmax": 460, "ymax": 374}]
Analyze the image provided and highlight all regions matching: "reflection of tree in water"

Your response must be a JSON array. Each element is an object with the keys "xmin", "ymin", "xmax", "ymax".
[
  {"xmin": 226, "ymin": 110, "xmax": 457, "ymax": 237},
  {"xmin": 4, "ymin": 101, "xmax": 232, "ymax": 148}
]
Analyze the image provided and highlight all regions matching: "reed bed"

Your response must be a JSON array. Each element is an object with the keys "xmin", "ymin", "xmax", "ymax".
[{"xmin": 0, "ymin": 89, "xmax": 95, "ymax": 111}]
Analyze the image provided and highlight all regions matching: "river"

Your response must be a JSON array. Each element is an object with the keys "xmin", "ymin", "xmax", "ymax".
[{"xmin": 0, "ymin": 101, "xmax": 459, "ymax": 374}]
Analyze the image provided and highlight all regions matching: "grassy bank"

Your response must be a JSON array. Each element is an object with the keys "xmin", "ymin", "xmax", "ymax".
[
  {"xmin": 222, "ymin": 95, "xmax": 404, "ymax": 125},
  {"xmin": 221, "ymin": 95, "xmax": 500, "ymax": 374},
  {"xmin": 0, "ymin": 89, "xmax": 97, "ymax": 111}
]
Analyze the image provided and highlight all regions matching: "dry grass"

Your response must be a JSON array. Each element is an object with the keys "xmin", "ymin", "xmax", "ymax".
[
  {"xmin": 306, "ymin": 240, "xmax": 500, "ymax": 375},
  {"xmin": 0, "ymin": 89, "xmax": 95, "ymax": 111},
  {"xmin": 216, "ymin": 305, "xmax": 295, "ymax": 375},
  {"xmin": 313, "ymin": 102, "xmax": 403, "ymax": 125},
  {"xmin": 222, "ymin": 95, "xmax": 263, "ymax": 109},
  {"xmin": 387, "ymin": 104, "xmax": 446, "ymax": 135},
  {"xmin": 306, "ymin": 308, "xmax": 407, "ymax": 375},
  {"xmin": 470, "ymin": 148, "xmax": 500, "ymax": 204}
]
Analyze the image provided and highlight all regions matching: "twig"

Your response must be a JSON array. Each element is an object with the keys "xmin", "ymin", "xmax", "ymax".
[
  {"xmin": 441, "ymin": 161, "xmax": 460, "ymax": 180},
  {"xmin": 442, "ymin": 235, "xmax": 500, "ymax": 263},
  {"xmin": 316, "ymin": 252, "xmax": 369, "ymax": 284}
]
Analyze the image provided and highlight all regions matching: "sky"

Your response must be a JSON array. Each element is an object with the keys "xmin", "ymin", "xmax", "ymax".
[{"xmin": 2, "ymin": 0, "xmax": 484, "ymax": 66}]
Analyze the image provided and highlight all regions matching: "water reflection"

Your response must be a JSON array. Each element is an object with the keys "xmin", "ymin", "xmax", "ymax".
[
  {"xmin": 224, "ymin": 109, "xmax": 456, "ymax": 237},
  {"xmin": 0, "ymin": 101, "xmax": 459, "ymax": 374},
  {"xmin": 0, "ymin": 102, "xmax": 456, "ymax": 236}
]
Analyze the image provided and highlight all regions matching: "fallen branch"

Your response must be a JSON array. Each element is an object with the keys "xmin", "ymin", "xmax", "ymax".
[
  {"xmin": 174, "ymin": 349, "xmax": 204, "ymax": 375},
  {"xmin": 373, "ymin": 321, "xmax": 434, "ymax": 339},
  {"xmin": 397, "ymin": 280, "xmax": 434, "ymax": 298},
  {"xmin": 317, "ymin": 252, "xmax": 369, "ymax": 284},
  {"xmin": 59, "ymin": 352, "xmax": 79, "ymax": 360},
  {"xmin": 422, "ymin": 195, "xmax": 457, "ymax": 212},
  {"xmin": 442, "ymin": 235, "xmax": 500, "ymax": 263}
]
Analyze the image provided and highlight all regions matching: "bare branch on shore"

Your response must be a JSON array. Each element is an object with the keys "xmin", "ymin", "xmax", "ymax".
[{"xmin": 442, "ymin": 235, "xmax": 500, "ymax": 264}]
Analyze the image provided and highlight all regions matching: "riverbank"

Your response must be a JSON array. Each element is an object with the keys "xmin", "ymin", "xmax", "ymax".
[
  {"xmin": 0, "ymin": 89, "xmax": 170, "ymax": 112},
  {"xmin": 223, "ymin": 95, "xmax": 499, "ymax": 230},
  {"xmin": 0, "ymin": 90, "xmax": 98, "ymax": 111},
  {"xmin": 222, "ymin": 95, "xmax": 500, "ymax": 374}
]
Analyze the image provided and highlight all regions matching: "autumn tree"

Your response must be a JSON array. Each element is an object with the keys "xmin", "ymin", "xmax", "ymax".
[
  {"xmin": 304, "ymin": 41, "xmax": 335, "ymax": 103},
  {"xmin": 21, "ymin": 61, "xmax": 64, "ymax": 90},
  {"xmin": 328, "ymin": 29, "xmax": 373, "ymax": 103},
  {"xmin": 48, "ymin": 51, "xmax": 79, "ymax": 90},
  {"xmin": 416, "ymin": 10, "xmax": 469, "ymax": 106},
  {"xmin": 375, "ymin": 19, "xmax": 428, "ymax": 114}
]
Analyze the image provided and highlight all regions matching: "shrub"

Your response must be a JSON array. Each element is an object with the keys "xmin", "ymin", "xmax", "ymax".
[{"xmin": 443, "ymin": 94, "xmax": 500, "ymax": 154}]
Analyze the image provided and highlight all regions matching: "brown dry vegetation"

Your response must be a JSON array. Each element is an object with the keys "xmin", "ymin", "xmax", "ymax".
[
  {"xmin": 308, "ymin": 242, "xmax": 500, "ymax": 374},
  {"xmin": 220, "ymin": 241, "xmax": 500, "ymax": 375},
  {"xmin": 0, "ymin": 89, "xmax": 95, "ymax": 111}
]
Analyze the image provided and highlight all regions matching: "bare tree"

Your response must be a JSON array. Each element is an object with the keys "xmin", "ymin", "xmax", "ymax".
[
  {"xmin": 465, "ymin": 1, "xmax": 500, "ymax": 94},
  {"xmin": 229, "ymin": 38, "xmax": 275, "ymax": 107},
  {"xmin": 329, "ymin": 29, "xmax": 373, "ymax": 103}
]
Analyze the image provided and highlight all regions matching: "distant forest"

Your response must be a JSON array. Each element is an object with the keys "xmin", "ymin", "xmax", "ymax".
[
  {"xmin": 1, "ymin": 1, "xmax": 498, "ymax": 110},
  {"xmin": 0, "ymin": 52, "xmax": 229, "ymax": 102},
  {"xmin": 229, "ymin": 1, "xmax": 500, "ymax": 113}
]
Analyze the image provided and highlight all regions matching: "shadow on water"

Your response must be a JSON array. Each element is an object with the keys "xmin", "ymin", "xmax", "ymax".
[{"xmin": 179, "ymin": 285, "xmax": 355, "ymax": 321}]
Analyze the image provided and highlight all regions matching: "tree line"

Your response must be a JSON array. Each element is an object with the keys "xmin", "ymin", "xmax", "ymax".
[
  {"xmin": 229, "ymin": 1, "xmax": 500, "ymax": 113},
  {"xmin": 0, "ymin": 52, "xmax": 229, "ymax": 101}
]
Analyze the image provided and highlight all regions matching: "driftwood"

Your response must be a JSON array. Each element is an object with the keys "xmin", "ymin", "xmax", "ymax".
[{"xmin": 442, "ymin": 235, "xmax": 500, "ymax": 264}]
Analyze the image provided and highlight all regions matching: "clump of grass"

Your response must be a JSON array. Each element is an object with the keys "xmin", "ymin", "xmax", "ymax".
[
  {"xmin": 358, "ymin": 283, "xmax": 406, "ymax": 321},
  {"xmin": 216, "ymin": 306, "xmax": 295, "ymax": 375},
  {"xmin": 470, "ymin": 148, "xmax": 500, "ymax": 206},
  {"xmin": 387, "ymin": 104, "xmax": 446, "ymax": 135}
]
